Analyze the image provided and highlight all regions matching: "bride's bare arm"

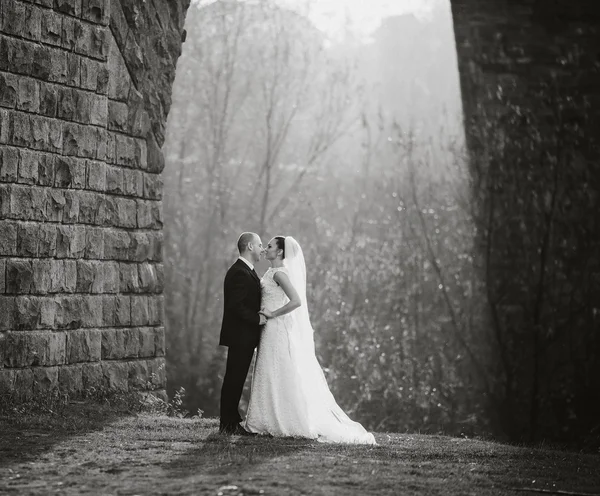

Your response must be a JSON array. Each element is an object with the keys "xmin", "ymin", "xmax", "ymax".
[{"xmin": 263, "ymin": 272, "xmax": 301, "ymax": 318}]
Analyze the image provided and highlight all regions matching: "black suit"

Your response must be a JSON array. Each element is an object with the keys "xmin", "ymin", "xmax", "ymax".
[{"xmin": 219, "ymin": 258, "xmax": 262, "ymax": 428}]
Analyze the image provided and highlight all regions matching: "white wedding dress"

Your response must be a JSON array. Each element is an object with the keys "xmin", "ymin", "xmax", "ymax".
[{"xmin": 244, "ymin": 238, "xmax": 376, "ymax": 445}]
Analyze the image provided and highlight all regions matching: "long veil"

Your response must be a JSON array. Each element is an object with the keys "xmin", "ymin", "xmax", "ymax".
[{"xmin": 283, "ymin": 237, "xmax": 376, "ymax": 445}]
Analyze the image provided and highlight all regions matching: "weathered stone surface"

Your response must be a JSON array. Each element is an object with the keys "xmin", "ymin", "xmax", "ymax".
[
  {"xmin": 102, "ymin": 361, "xmax": 129, "ymax": 391},
  {"xmin": 59, "ymin": 364, "xmax": 83, "ymax": 393},
  {"xmin": 67, "ymin": 329, "xmax": 101, "ymax": 363},
  {"xmin": 119, "ymin": 262, "xmax": 139, "ymax": 293},
  {"xmin": 0, "ymin": 220, "xmax": 18, "ymax": 255},
  {"xmin": 3, "ymin": 331, "xmax": 66, "ymax": 367},
  {"xmin": 6, "ymin": 259, "xmax": 33, "ymax": 294},
  {"xmin": 0, "ymin": 0, "xmax": 188, "ymax": 398},
  {"xmin": 0, "ymin": 146, "xmax": 19, "ymax": 181},
  {"xmin": 101, "ymin": 328, "xmax": 139, "ymax": 359},
  {"xmin": 33, "ymin": 366, "xmax": 59, "ymax": 394},
  {"xmin": 148, "ymin": 296, "xmax": 164, "ymax": 326}
]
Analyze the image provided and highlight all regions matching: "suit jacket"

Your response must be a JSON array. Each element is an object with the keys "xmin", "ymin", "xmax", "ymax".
[{"xmin": 219, "ymin": 259, "xmax": 262, "ymax": 348}]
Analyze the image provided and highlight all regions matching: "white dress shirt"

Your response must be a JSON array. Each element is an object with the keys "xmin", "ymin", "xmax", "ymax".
[{"xmin": 237, "ymin": 256, "xmax": 254, "ymax": 271}]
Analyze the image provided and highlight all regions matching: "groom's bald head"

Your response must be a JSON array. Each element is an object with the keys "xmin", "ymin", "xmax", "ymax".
[{"xmin": 237, "ymin": 232, "xmax": 260, "ymax": 254}]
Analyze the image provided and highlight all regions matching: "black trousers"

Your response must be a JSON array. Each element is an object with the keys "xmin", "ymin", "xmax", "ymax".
[{"xmin": 219, "ymin": 345, "xmax": 256, "ymax": 427}]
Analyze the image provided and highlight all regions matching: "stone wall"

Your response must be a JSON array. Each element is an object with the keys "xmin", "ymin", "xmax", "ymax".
[{"xmin": 0, "ymin": 0, "xmax": 189, "ymax": 400}]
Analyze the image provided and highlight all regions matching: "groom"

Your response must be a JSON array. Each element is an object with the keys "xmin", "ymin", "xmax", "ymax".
[{"xmin": 219, "ymin": 232, "xmax": 266, "ymax": 435}]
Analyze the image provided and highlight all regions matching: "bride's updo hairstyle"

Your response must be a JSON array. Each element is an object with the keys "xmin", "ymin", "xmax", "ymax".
[{"xmin": 274, "ymin": 236, "xmax": 286, "ymax": 259}]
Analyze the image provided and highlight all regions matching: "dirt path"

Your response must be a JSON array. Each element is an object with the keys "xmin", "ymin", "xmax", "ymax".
[{"xmin": 1, "ymin": 411, "xmax": 598, "ymax": 495}]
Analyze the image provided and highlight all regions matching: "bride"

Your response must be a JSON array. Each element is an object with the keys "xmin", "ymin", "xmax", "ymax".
[{"xmin": 243, "ymin": 236, "xmax": 376, "ymax": 445}]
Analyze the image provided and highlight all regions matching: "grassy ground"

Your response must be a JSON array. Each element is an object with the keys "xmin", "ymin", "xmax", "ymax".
[{"xmin": 1, "ymin": 404, "xmax": 599, "ymax": 496}]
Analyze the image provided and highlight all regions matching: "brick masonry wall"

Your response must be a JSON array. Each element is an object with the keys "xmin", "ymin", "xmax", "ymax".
[{"xmin": 0, "ymin": 0, "xmax": 189, "ymax": 400}]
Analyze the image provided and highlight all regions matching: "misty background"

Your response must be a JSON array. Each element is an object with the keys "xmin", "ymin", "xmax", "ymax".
[{"xmin": 162, "ymin": 0, "xmax": 599, "ymax": 449}]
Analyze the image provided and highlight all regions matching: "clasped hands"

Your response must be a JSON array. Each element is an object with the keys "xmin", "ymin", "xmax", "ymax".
[{"xmin": 258, "ymin": 309, "xmax": 273, "ymax": 325}]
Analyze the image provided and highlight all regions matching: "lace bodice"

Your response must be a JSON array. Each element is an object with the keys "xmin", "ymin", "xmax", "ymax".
[{"xmin": 261, "ymin": 267, "xmax": 289, "ymax": 312}]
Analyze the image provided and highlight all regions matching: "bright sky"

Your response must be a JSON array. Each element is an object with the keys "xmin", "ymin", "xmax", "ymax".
[{"xmin": 278, "ymin": 0, "xmax": 441, "ymax": 40}]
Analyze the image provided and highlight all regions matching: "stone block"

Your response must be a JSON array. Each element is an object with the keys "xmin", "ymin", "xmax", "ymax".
[
  {"xmin": 11, "ymin": 37, "xmax": 35, "ymax": 76},
  {"xmin": 154, "ymin": 327, "xmax": 165, "ymax": 356},
  {"xmin": 119, "ymin": 263, "xmax": 139, "ymax": 293},
  {"xmin": 9, "ymin": 184, "xmax": 47, "ymax": 221},
  {"xmin": 137, "ymin": 263, "xmax": 157, "ymax": 293},
  {"xmin": 96, "ymin": 194, "xmax": 117, "ymax": 226},
  {"xmin": 146, "ymin": 134, "xmax": 164, "ymax": 173},
  {"xmin": 148, "ymin": 231, "xmax": 163, "ymax": 262},
  {"xmin": 39, "ymin": 83, "xmax": 58, "ymax": 118},
  {"xmin": 55, "ymin": 295, "xmax": 84, "ymax": 329},
  {"xmin": 115, "ymin": 295, "xmax": 130, "ymax": 326},
  {"xmin": 82, "ymin": 296, "xmax": 103, "ymax": 327},
  {"xmin": 138, "ymin": 327, "xmax": 156, "ymax": 358},
  {"xmin": 82, "ymin": 0, "xmax": 109, "ymax": 25},
  {"xmin": 154, "ymin": 263, "xmax": 164, "ymax": 294},
  {"xmin": 80, "ymin": 57, "xmax": 101, "ymax": 92},
  {"xmin": 87, "ymin": 160, "xmax": 106, "ymax": 191},
  {"xmin": 6, "ymin": 259, "xmax": 33, "ymax": 294},
  {"xmin": 136, "ymin": 200, "xmax": 152, "ymax": 229},
  {"xmin": 61, "ymin": 15, "xmax": 76, "ymax": 51},
  {"xmin": 80, "ymin": 126, "xmax": 98, "ymax": 159},
  {"xmin": 46, "ymin": 188, "xmax": 66, "ymax": 223},
  {"xmin": 107, "ymin": 39, "xmax": 130, "ymax": 102},
  {"xmin": 143, "ymin": 173, "xmax": 163, "ymax": 200},
  {"xmin": 85, "ymin": 226, "xmax": 104, "ymax": 259},
  {"xmin": 127, "ymin": 89, "xmax": 150, "ymax": 137},
  {"xmin": 123, "ymin": 169, "xmax": 143, "ymax": 197},
  {"xmin": 13, "ymin": 368, "xmax": 34, "ymax": 399},
  {"xmin": 78, "ymin": 191, "xmax": 99, "ymax": 224},
  {"xmin": 0, "ymin": 184, "xmax": 10, "ymax": 218},
  {"xmin": 0, "ymin": 369, "xmax": 14, "ymax": 395},
  {"xmin": 56, "ymin": 0, "xmax": 81, "ymax": 17},
  {"xmin": 0, "ymin": 146, "xmax": 19, "ymax": 182},
  {"xmin": 74, "ymin": 92, "xmax": 93, "ymax": 125},
  {"xmin": 9, "ymin": 111, "xmax": 32, "ymax": 148},
  {"xmin": 48, "ymin": 48, "xmax": 68, "ymax": 84},
  {"xmin": 148, "ymin": 296, "xmax": 164, "ymax": 326},
  {"xmin": 59, "ymin": 365, "xmax": 83, "ymax": 394},
  {"xmin": 0, "ymin": 72, "xmax": 18, "ymax": 108},
  {"xmin": 95, "ymin": 128, "xmax": 108, "ymax": 161},
  {"xmin": 3, "ymin": 330, "xmax": 66, "ymax": 367},
  {"xmin": 15, "ymin": 295, "xmax": 42, "ymax": 330},
  {"xmin": 0, "ymin": 296, "xmax": 16, "ymax": 330},
  {"xmin": 90, "ymin": 95, "xmax": 108, "ymax": 126},
  {"xmin": 31, "ymin": 45, "xmax": 52, "ymax": 80},
  {"xmin": 57, "ymin": 87, "xmax": 77, "ymax": 122},
  {"xmin": 56, "ymin": 225, "xmax": 86, "ymax": 258},
  {"xmin": 128, "ymin": 360, "xmax": 149, "ymax": 389},
  {"xmin": 129, "ymin": 232, "xmax": 151, "ymax": 262},
  {"xmin": 106, "ymin": 165, "xmax": 123, "ymax": 194},
  {"xmin": 23, "ymin": 3, "xmax": 42, "ymax": 42},
  {"xmin": 64, "ymin": 260, "xmax": 77, "ymax": 292},
  {"xmin": 62, "ymin": 123, "xmax": 83, "ymax": 158},
  {"xmin": 33, "ymin": 366, "xmax": 59, "ymax": 394},
  {"xmin": 49, "ymin": 259, "xmax": 64, "ymax": 293},
  {"xmin": 32, "ymin": 260, "xmax": 52, "ymax": 294},
  {"xmin": 101, "ymin": 361, "xmax": 129, "ymax": 391},
  {"xmin": 101, "ymin": 328, "xmax": 139, "ymax": 359},
  {"xmin": 76, "ymin": 260, "xmax": 103, "ymax": 293},
  {"xmin": 108, "ymin": 100, "xmax": 128, "ymax": 132},
  {"xmin": 32, "ymin": 114, "xmax": 62, "ymax": 153},
  {"xmin": 82, "ymin": 362, "xmax": 102, "ymax": 390},
  {"xmin": 41, "ymin": 10, "xmax": 62, "ymax": 47},
  {"xmin": 1, "ymin": 1, "xmax": 26, "ymax": 38},
  {"xmin": 65, "ymin": 52, "xmax": 80, "ymax": 87},
  {"xmin": 101, "ymin": 295, "xmax": 116, "ymax": 326},
  {"xmin": 66, "ymin": 329, "xmax": 101, "ymax": 363},
  {"xmin": 103, "ymin": 228, "xmax": 130, "ymax": 260},
  {"xmin": 62, "ymin": 190, "xmax": 79, "ymax": 223},
  {"xmin": 131, "ymin": 296, "xmax": 149, "ymax": 326},
  {"xmin": 101, "ymin": 262, "xmax": 119, "ymax": 293},
  {"xmin": 38, "ymin": 153, "xmax": 55, "ymax": 186},
  {"xmin": 115, "ymin": 134, "xmax": 137, "ymax": 167},
  {"xmin": 0, "ymin": 259, "xmax": 4, "ymax": 294},
  {"xmin": 39, "ymin": 297, "xmax": 56, "ymax": 328},
  {"xmin": 0, "ymin": 109, "xmax": 9, "ymax": 144},
  {"xmin": 116, "ymin": 198, "xmax": 137, "ymax": 228},
  {"xmin": 17, "ymin": 221, "xmax": 39, "ymax": 257},
  {"xmin": 18, "ymin": 149, "xmax": 39, "ymax": 185},
  {"xmin": 16, "ymin": 77, "xmax": 40, "ymax": 113},
  {"xmin": 147, "ymin": 358, "xmax": 166, "ymax": 388},
  {"xmin": 38, "ymin": 223, "xmax": 57, "ymax": 257}
]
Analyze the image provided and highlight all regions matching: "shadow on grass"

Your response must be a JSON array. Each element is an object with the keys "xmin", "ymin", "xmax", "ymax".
[
  {"xmin": 0, "ymin": 400, "xmax": 136, "ymax": 469},
  {"xmin": 163, "ymin": 427, "xmax": 315, "ymax": 479}
]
